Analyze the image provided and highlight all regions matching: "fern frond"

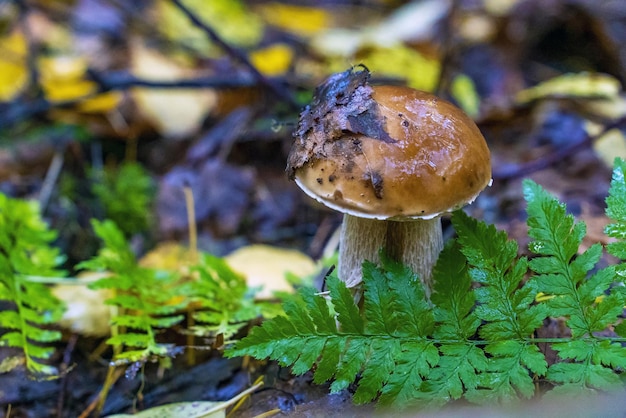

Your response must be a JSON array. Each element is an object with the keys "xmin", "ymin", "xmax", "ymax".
[
  {"xmin": 452, "ymin": 210, "xmax": 547, "ymax": 401},
  {"xmin": 91, "ymin": 161, "xmax": 155, "ymax": 237},
  {"xmin": 185, "ymin": 254, "xmax": 263, "ymax": 340},
  {"xmin": 524, "ymin": 179, "xmax": 624, "ymax": 393},
  {"xmin": 605, "ymin": 158, "xmax": 626, "ymax": 262},
  {"xmin": 0, "ymin": 194, "xmax": 65, "ymax": 376},
  {"xmin": 80, "ymin": 219, "xmax": 184, "ymax": 364},
  {"xmin": 226, "ymin": 259, "xmax": 438, "ymax": 408}
]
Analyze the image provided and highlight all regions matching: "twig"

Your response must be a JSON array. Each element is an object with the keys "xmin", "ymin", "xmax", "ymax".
[
  {"xmin": 15, "ymin": 0, "xmax": 42, "ymax": 98},
  {"xmin": 433, "ymin": 0, "xmax": 460, "ymax": 97},
  {"xmin": 39, "ymin": 147, "xmax": 65, "ymax": 214},
  {"xmin": 56, "ymin": 334, "xmax": 78, "ymax": 418},
  {"xmin": 169, "ymin": 0, "xmax": 299, "ymax": 110},
  {"xmin": 0, "ymin": 73, "xmax": 259, "ymax": 128},
  {"xmin": 492, "ymin": 115, "xmax": 626, "ymax": 180}
]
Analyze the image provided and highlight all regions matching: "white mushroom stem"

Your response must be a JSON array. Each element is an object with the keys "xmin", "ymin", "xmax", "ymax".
[{"xmin": 338, "ymin": 214, "xmax": 443, "ymax": 298}]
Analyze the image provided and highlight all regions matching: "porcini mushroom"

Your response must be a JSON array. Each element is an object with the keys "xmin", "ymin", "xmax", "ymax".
[{"xmin": 287, "ymin": 67, "xmax": 491, "ymax": 296}]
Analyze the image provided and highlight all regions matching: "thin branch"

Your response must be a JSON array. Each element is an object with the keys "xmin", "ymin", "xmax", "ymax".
[
  {"xmin": 15, "ymin": 0, "xmax": 42, "ymax": 98},
  {"xmin": 169, "ymin": 0, "xmax": 299, "ymax": 110},
  {"xmin": 0, "ymin": 73, "xmax": 261, "ymax": 128},
  {"xmin": 492, "ymin": 114, "xmax": 626, "ymax": 180}
]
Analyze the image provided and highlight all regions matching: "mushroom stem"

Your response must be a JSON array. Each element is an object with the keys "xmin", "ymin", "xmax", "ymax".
[
  {"xmin": 386, "ymin": 218, "xmax": 443, "ymax": 297},
  {"xmin": 337, "ymin": 215, "xmax": 443, "ymax": 298},
  {"xmin": 338, "ymin": 215, "xmax": 387, "ymax": 289}
]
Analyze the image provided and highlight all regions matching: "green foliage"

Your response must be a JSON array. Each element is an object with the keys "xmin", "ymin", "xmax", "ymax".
[
  {"xmin": 227, "ymin": 253, "xmax": 438, "ymax": 409},
  {"xmin": 0, "ymin": 193, "xmax": 65, "ymax": 376},
  {"xmin": 525, "ymin": 178, "xmax": 626, "ymax": 393},
  {"xmin": 226, "ymin": 159, "xmax": 626, "ymax": 408},
  {"xmin": 79, "ymin": 219, "xmax": 184, "ymax": 364},
  {"xmin": 185, "ymin": 253, "xmax": 267, "ymax": 340},
  {"xmin": 453, "ymin": 210, "xmax": 547, "ymax": 402},
  {"xmin": 605, "ymin": 158, "xmax": 626, "ymax": 275},
  {"xmin": 91, "ymin": 161, "xmax": 155, "ymax": 237}
]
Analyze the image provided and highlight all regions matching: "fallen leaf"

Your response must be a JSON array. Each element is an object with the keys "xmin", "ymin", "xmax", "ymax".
[
  {"xmin": 130, "ymin": 41, "xmax": 217, "ymax": 139},
  {"xmin": 157, "ymin": 161, "xmax": 254, "ymax": 235},
  {"xmin": 156, "ymin": 0, "xmax": 264, "ymax": 56},
  {"xmin": 590, "ymin": 122, "xmax": 626, "ymax": 168},
  {"xmin": 515, "ymin": 72, "xmax": 620, "ymax": 105},
  {"xmin": 106, "ymin": 379, "xmax": 264, "ymax": 418},
  {"xmin": 0, "ymin": 29, "xmax": 28, "ymax": 101},
  {"xmin": 257, "ymin": 3, "xmax": 331, "ymax": 37},
  {"xmin": 327, "ymin": 44, "xmax": 441, "ymax": 93},
  {"xmin": 38, "ymin": 55, "xmax": 122, "ymax": 112},
  {"xmin": 51, "ymin": 272, "xmax": 112, "ymax": 338},
  {"xmin": 311, "ymin": 0, "xmax": 449, "ymax": 56},
  {"xmin": 139, "ymin": 241, "xmax": 196, "ymax": 271},
  {"xmin": 225, "ymin": 244, "xmax": 317, "ymax": 299},
  {"xmin": 249, "ymin": 43, "xmax": 294, "ymax": 76}
]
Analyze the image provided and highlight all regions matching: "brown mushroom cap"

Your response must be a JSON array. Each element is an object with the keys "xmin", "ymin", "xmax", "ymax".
[{"xmin": 291, "ymin": 84, "xmax": 492, "ymax": 220}]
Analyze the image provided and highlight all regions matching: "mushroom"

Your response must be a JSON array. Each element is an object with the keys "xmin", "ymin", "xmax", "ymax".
[{"xmin": 286, "ymin": 67, "xmax": 491, "ymax": 296}]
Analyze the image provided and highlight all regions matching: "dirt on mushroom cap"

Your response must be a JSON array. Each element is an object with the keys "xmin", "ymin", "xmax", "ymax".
[{"xmin": 287, "ymin": 67, "xmax": 492, "ymax": 219}]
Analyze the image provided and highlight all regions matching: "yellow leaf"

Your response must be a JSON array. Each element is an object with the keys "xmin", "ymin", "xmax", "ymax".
[
  {"xmin": 311, "ymin": 0, "xmax": 449, "ymax": 56},
  {"xmin": 157, "ymin": 0, "xmax": 264, "ymax": 57},
  {"xmin": 139, "ymin": 241, "xmax": 196, "ymax": 271},
  {"xmin": 225, "ymin": 244, "xmax": 317, "ymax": 299},
  {"xmin": 328, "ymin": 44, "xmax": 440, "ymax": 92},
  {"xmin": 249, "ymin": 43, "xmax": 294, "ymax": 76},
  {"xmin": 51, "ymin": 272, "xmax": 113, "ymax": 338},
  {"xmin": 589, "ymin": 121, "xmax": 626, "ymax": 168},
  {"xmin": 515, "ymin": 72, "xmax": 620, "ymax": 105},
  {"xmin": 0, "ymin": 30, "xmax": 28, "ymax": 101},
  {"xmin": 38, "ymin": 55, "xmax": 121, "ymax": 112},
  {"xmin": 257, "ymin": 3, "xmax": 330, "ymax": 37},
  {"xmin": 450, "ymin": 73, "xmax": 480, "ymax": 118},
  {"xmin": 130, "ymin": 41, "xmax": 217, "ymax": 139}
]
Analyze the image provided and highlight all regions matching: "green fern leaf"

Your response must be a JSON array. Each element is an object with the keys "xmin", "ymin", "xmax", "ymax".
[
  {"xmin": 227, "ymin": 257, "xmax": 439, "ymax": 408},
  {"xmin": 91, "ymin": 161, "xmax": 155, "ymax": 237},
  {"xmin": 81, "ymin": 219, "xmax": 184, "ymax": 364},
  {"xmin": 431, "ymin": 241, "xmax": 480, "ymax": 340},
  {"xmin": 547, "ymin": 341, "xmax": 624, "ymax": 392},
  {"xmin": 328, "ymin": 273, "xmax": 363, "ymax": 334},
  {"xmin": 353, "ymin": 339, "xmax": 399, "ymax": 404},
  {"xmin": 525, "ymin": 179, "xmax": 625, "ymax": 393},
  {"xmin": 452, "ymin": 210, "xmax": 547, "ymax": 401},
  {"xmin": 453, "ymin": 210, "xmax": 546, "ymax": 340},
  {"xmin": 0, "ymin": 193, "xmax": 65, "ymax": 375},
  {"xmin": 419, "ymin": 242, "xmax": 487, "ymax": 405},
  {"xmin": 186, "ymin": 254, "xmax": 265, "ymax": 340},
  {"xmin": 525, "ymin": 178, "xmax": 622, "ymax": 336}
]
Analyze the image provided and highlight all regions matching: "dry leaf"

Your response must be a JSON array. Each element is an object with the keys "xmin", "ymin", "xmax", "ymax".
[
  {"xmin": 106, "ymin": 380, "xmax": 264, "ymax": 418},
  {"xmin": 139, "ymin": 241, "xmax": 196, "ymax": 271}
]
